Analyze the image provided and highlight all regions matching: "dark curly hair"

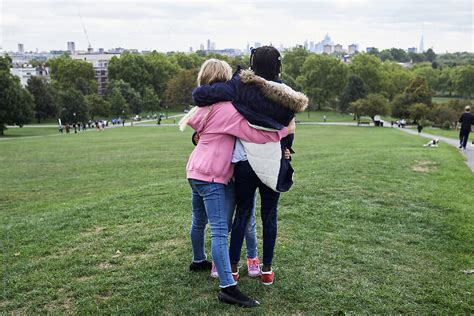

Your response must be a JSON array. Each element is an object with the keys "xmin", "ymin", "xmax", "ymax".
[{"xmin": 250, "ymin": 46, "xmax": 282, "ymax": 81}]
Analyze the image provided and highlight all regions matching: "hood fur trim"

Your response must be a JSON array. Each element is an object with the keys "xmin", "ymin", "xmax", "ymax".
[{"xmin": 240, "ymin": 69, "xmax": 308, "ymax": 112}]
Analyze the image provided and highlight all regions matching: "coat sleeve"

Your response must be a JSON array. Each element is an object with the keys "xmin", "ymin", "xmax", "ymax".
[
  {"xmin": 222, "ymin": 111, "xmax": 288, "ymax": 144},
  {"xmin": 192, "ymin": 76, "xmax": 238, "ymax": 106}
]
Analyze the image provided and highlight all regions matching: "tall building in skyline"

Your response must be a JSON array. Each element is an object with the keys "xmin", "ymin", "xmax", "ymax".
[
  {"xmin": 207, "ymin": 39, "xmax": 211, "ymax": 51},
  {"xmin": 67, "ymin": 41, "xmax": 75, "ymax": 54},
  {"xmin": 18, "ymin": 43, "xmax": 24, "ymax": 53},
  {"xmin": 419, "ymin": 35, "xmax": 424, "ymax": 53}
]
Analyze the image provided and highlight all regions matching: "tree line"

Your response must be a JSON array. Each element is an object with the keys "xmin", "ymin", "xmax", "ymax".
[{"xmin": 0, "ymin": 48, "xmax": 473, "ymax": 134}]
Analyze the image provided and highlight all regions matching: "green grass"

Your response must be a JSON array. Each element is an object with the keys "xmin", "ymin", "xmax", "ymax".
[
  {"xmin": 432, "ymin": 96, "xmax": 465, "ymax": 104},
  {"xmin": 422, "ymin": 127, "xmax": 460, "ymax": 139},
  {"xmin": 295, "ymin": 111, "xmax": 357, "ymax": 122},
  {"xmin": 1, "ymin": 127, "xmax": 59, "ymax": 138},
  {"xmin": 0, "ymin": 126, "xmax": 473, "ymax": 314}
]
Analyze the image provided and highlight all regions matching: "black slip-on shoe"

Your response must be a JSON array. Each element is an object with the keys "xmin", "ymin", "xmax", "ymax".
[
  {"xmin": 189, "ymin": 260, "xmax": 212, "ymax": 272},
  {"xmin": 218, "ymin": 287, "xmax": 260, "ymax": 308}
]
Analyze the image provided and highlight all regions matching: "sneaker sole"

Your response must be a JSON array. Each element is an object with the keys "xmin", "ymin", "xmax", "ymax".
[{"xmin": 248, "ymin": 272, "xmax": 261, "ymax": 278}]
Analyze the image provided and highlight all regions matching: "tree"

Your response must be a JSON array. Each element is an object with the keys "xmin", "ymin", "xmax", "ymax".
[
  {"xmin": 85, "ymin": 94, "xmax": 111, "ymax": 120},
  {"xmin": 109, "ymin": 87, "xmax": 129, "ymax": 117},
  {"xmin": 349, "ymin": 93, "xmax": 390, "ymax": 121},
  {"xmin": 379, "ymin": 50, "xmax": 394, "ymax": 62},
  {"xmin": 49, "ymin": 55, "xmax": 97, "ymax": 95},
  {"xmin": 409, "ymin": 103, "xmax": 430, "ymax": 122},
  {"xmin": 164, "ymin": 69, "xmax": 198, "ymax": 109},
  {"xmin": 298, "ymin": 54, "xmax": 348, "ymax": 110},
  {"xmin": 108, "ymin": 52, "xmax": 150, "ymax": 94},
  {"xmin": 26, "ymin": 76, "xmax": 57, "ymax": 123},
  {"xmin": 412, "ymin": 63, "xmax": 440, "ymax": 92},
  {"xmin": 437, "ymin": 67, "xmax": 455, "ymax": 96},
  {"xmin": 282, "ymin": 46, "xmax": 310, "ymax": 80},
  {"xmin": 453, "ymin": 65, "xmax": 474, "ymax": 99},
  {"xmin": 142, "ymin": 86, "xmax": 161, "ymax": 113},
  {"xmin": 404, "ymin": 76, "xmax": 432, "ymax": 106},
  {"xmin": 106, "ymin": 79, "xmax": 142, "ymax": 114},
  {"xmin": 408, "ymin": 52, "xmax": 426, "ymax": 63},
  {"xmin": 144, "ymin": 51, "xmax": 180, "ymax": 97},
  {"xmin": 0, "ymin": 57, "xmax": 34, "ymax": 135},
  {"xmin": 57, "ymin": 88, "xmax": 88, "ymax": 123},
  {"xmin": 381, "ymin": 61, "xmax": 414, "ymax": 100},
  {"xmin": 170, "ymin": 52, "xmax": 204, "ymax": 70},
  {"xmin": 424, "ymin": 48, "xmax": 436, "ymax": 63},
  {"xmin": 349, "ymin": 53, "xmax": 384, "ymax": 93},
  {"xmin": 389, "ymin": 48, "xmax": 410, "ymax": 62},
  {"xmin": 339, "ymin": 75, "xmax": 367, "ymax": 112},
  {"xmin": 391, "ymin": 93, "xmax": 412, "ymax": 119}
]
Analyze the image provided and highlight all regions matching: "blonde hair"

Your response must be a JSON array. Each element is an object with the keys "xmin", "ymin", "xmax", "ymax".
[
  {"xmin": 197, "ymin": 58, "xmax": 232, "ymax": 86},
  {"xmin": 179, "ymin": 106, "xmax": 199, "ymax": 131},
  {"xmin": 465, "ymin": 106, "xmax": 471, "ymax": 112}
]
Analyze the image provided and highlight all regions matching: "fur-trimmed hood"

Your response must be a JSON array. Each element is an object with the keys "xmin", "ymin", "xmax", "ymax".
[{"xmin": 239, "ymin": 69, "xmax": 308, "ymax": 113}]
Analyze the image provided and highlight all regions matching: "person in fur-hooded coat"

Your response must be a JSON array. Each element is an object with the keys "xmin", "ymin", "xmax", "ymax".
[{"xmin": 192, "ymin": 66, "xmax": 308, "ymax": 192}]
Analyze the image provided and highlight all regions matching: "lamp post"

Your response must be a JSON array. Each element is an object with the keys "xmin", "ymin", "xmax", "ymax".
[
  {"xmin": 73, "ymin": 112, "xmax": 77, "ymax": 133},
  {"xmin": 122, "ymin": 110, "xmax": 125, "ymax": 126}
]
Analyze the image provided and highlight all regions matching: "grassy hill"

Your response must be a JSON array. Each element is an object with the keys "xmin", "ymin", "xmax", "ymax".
[{"xmin": 0, "ymin": 125, "xmax": 472, "ymax": 313}]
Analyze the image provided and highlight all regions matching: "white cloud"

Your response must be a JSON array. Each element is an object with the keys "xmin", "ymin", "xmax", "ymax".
[{"xmin": 0, "ymin": 0, "xmax": 472, "ymax": 52}]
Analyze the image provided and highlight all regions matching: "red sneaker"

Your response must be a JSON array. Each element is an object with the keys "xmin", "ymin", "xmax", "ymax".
[
  {"xmin": 232, "ymin": 271, "xmax": 239, "ymax": 282},
  {"xmin": 261, "ymin": 269, "xmax": 275, "ymax": 285}
]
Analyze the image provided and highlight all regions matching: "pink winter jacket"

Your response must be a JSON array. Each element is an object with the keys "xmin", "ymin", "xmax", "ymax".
[{"xmin": 186, "ymin": 101, "xmax": 288, "ymax": 184}]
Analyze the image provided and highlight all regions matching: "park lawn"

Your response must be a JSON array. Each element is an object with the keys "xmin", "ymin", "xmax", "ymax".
[
  {"xmin": 422, "ymin": 127, "xmax": 460, "ymax": 140},
  {"xmin": 1, "ymin": 127, "xmax": 59, "ymax": 138},
  {"xmin": 0, "ymin": 125, "xmax": 472, "ymax": 314},
  {"xmin": 432, "ymin": 96, "xmax": 466, "ymax": 104},
  {"xmin": 295, "ymin": 111, "xmax": 356, "ymax": 122}
]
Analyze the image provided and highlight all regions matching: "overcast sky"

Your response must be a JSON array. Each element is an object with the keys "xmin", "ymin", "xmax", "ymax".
[{"xmin": 1, "ymin": 0, "xmax": 472, "ymax": 53}]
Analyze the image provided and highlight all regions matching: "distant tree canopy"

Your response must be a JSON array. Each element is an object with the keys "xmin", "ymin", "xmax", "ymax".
[
  {"xmin": 298, "ymin": 54, "xmax": 348, "ymax": 110},
  {"xmin": 5, "ymin": 47, "xmax": 472, "ymax": 133},
  {"xmin": 26, "ymin": 76, "xmax": 57, "ymax": 123},
  {"xmin": 49, "ymin": 55, "xmax": 97, "ymax": 95},
  {"xmin": 0, "ymin": 56, "xmax": 34, "ymax": 134}
]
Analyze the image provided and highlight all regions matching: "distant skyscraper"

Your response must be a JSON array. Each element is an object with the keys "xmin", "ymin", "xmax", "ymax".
[
  {"xmin": 419, "ymin": 35, "xmax": 424, "ymax": 53},
  {"xmin": 407, "ymin": 47, "xmax": 417, "ymax": 54},
  {"xmin": 348, "ymin": 44, "xmax": 358, "ymax": 55},
  {"xmin": 67, "ymin": 42, "xmax": 76, "ymax": 54},
  {"xmin": 207, "ymin": 39, "xmax": 211, "ymax": 50},
  {"xmin": 18, "ymin": 43, "xmax": 24, "ymax": 53},
  {"xmin": 334, "ymin": 44, "xmax": 343, "ymax": 53},
  {"xmin": 199, "ymin": 43, "xmax": 204, "ymax": 51},
  {"xmin": 323, "ymin": 44, "xmax": 332, "ymax": 54}
]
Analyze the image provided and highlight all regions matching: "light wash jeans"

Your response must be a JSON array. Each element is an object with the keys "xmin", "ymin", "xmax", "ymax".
[
  {"xmin": 225, "ymin": 180, "xmax": 257, "ymax": 259},
  {"xmin": 188, "ymin": 179, "xmax": 236, "ymax": 288}
]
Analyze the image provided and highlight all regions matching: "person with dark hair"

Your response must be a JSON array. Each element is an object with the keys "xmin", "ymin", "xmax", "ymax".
[
  {"xmin": 458, "ymin": 105, "xmax": 473, "ymax": 149},
  {"xmin": 192, "ymin": 46, "xmax": 308, "ymax": 286}
]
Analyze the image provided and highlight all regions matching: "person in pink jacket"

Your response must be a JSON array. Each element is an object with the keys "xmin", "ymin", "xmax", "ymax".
[{"xmin": 184, "ymin": 59, "xmax": 294, "ymax": 307}]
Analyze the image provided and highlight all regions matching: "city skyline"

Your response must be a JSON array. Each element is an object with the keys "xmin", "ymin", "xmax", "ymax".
[{"xmin": 1, "ymin": 0, "xmax": 473, "ymax": 53}]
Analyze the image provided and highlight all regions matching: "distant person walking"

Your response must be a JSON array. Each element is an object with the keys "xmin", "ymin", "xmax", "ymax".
[
  {"xmin": 417, "ymin": 123, "xmax": 423, "ymax": 134},
  {"xmin": 458, "ymin": 106, "xmax": 474, "ymax": 150}
]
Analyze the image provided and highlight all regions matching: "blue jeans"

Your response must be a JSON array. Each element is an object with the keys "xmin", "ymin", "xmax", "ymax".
[
  {"xmin": 225, "ymin": 180, "xmax": 258, "ymax": 259},
  {"xmin": 189, "ymin": 179, "xmax": 236, "ymax": 288}
]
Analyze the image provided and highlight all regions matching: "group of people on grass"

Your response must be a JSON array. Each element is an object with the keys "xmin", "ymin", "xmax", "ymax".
[{"xmin": 180, "ymin": 46, "xmax": 308, "ymax": 307}]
